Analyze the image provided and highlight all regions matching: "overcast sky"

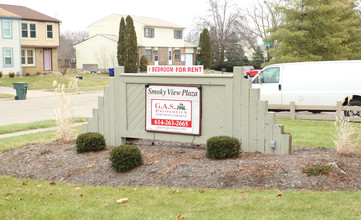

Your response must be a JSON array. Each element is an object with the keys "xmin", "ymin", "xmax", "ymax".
[{"xmin": 2, "ymin": 0, "xmax": 254, "ymax": 34}]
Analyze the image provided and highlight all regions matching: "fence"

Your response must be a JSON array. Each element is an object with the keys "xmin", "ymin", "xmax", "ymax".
[
  {"xmin": 83, "ymin": 66, "xmax": 292, "ymax": 154},
  {"xmin": 269, "ymin": 101, "xmax": 361, "ymax": 122}
]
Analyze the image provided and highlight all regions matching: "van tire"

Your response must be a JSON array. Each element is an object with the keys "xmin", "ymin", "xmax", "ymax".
[{"xmin": 344, "ymin": 100, "xmax": 361, "ymax": 117}]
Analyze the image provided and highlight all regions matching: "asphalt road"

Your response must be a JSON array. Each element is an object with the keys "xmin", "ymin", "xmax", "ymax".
[{"xmin": 0, "ymin": 87, "xmax": 103, "ymax": 126}]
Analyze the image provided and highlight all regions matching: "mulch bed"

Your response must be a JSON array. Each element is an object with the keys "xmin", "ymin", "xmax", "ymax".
[{"xmin": 0, "ymin": 139, "xmax": 360, "ymax": 190}]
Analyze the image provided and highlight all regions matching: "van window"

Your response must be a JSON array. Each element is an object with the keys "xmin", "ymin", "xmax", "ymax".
[{"xmin": 260, "ymin": 67, "xmax": 280, "ymax": 83}]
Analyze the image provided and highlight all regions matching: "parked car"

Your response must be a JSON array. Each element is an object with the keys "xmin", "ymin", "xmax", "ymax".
[
  {"xmin": 243, "ymin": 66, "xmax": 258, "ymax": 78},
  {"xmin": 251, "ymin": 60, "xmax": 361, "ymax": 116}
]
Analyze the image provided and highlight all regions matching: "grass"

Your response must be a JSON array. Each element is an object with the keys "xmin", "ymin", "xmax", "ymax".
[
  {"xmin": 0, "ymin": 118, "xmax": 87, "ymax": 135},
  {"xmin": 278, "ymin": 119, "xmax": 340, "ymax": 148},
  {"xmin": 0, "ymin": 93, "xmax": 14, "ymax": 99},
  {"xmin": 0, "ymin": 176, "xmax": 360, "ymax": 219},
  {"xmin": 0, "ymin": 119, "xmax": 360, "ymax": 218},
  {"xmin": 0, "ymin": 126, "xmax": 82, "ymax": 152},
  {"xmin": 0, "ymin": 73, "xmax": 109, "ymax": 92}
]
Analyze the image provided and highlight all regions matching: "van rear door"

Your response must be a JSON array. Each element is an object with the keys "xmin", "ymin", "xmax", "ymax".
[{"xmin": 252, "ymin": 66, "xmax": 282, "ymax": 104}]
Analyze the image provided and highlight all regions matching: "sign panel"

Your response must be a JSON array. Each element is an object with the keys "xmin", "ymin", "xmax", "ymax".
[
  {"xmin": 146, "ymin": 84, "xmax": 201, "ymax": 135},
  {"xmin": 147, "ymin": 65, "xmax": 204, "ymax": 74}
]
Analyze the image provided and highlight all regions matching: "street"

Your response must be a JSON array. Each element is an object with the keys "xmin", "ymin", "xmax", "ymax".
[{"xmin": 0, "ymin": 87, "xmax": 103, "ymax": 126}]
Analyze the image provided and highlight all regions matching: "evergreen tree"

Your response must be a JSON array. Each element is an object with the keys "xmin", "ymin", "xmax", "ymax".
[
  {"xmin": 140, "ymin": 55, "xmax": 149, "ymax": 72},
  {"xmin": 268, "ymin": 0, "xmax": 361, "ymax": 64},
  {"xmin": 117, "ymin": 17, "xmax": 126, "ymax": 66},
  {"xmin": 199, "ymin": 28, "xmax": 212, "ymax": 69},
  {"xmin": 251, "ymin": 46, "xmax": 265, "ymax": 69},
  {"xmin": 125, "ymin": 16, "xmax": 138, "ymax": 73}
]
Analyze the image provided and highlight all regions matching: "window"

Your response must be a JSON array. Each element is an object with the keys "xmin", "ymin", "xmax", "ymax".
[
  {"xmin": 3, "ymin": 48, "xmax": 13, "ymax": 67},
  {"xmin": 46, "ymin": 23, "xmax": 53, "ymax": 39},
  {"xmin": 21, "ymin": 23, "xmax": 28, "ymax": 38},
  {"xmin": 21, "ymin": 22, "xmax": 37, "ymax": 38},
  {"xmin": 174, "ymin": 30, "xmax": 182, "ymax": 39},
  {"xmin": 154, "ymin": 50, "xmax": 158, "ymax": 62},
  {"xmin": 174, "ymin": 50, "xmax": 180, "ymax": 60},
  {"xmin": 145, "ymin": 49, "xmax": 152, "ymax": 61},
  {"xmin": 30, "ymin": 23, "xmax": 36, "ymax": 38},
  {"xmin": 21, "ymin": 48, "xmax": 35, "ymax": 66},
  {"xmin": 144, "ymin": 28, "xmax": 154, "ymax": 38},
  {"xmin": 260, "ymin": 67, "xmax": 280, "ymax": 83},
  {"xmin": 2, "ymin": 20, "xmax": 12, "ymax": 38}
]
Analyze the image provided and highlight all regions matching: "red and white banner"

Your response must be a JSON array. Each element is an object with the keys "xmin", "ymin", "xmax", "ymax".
[
  {"xmin": 147, "ymin": 65, "xmax": 204, "ymax": 74},
  {"xmin": 146, "ymin": 85, "xmax": 201, "ymax": 135}
]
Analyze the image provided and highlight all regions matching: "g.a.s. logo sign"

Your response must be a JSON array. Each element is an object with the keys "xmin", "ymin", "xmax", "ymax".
[{"xmin": 145, "ymin": 84, "xmax": 201, "ymax": 135}]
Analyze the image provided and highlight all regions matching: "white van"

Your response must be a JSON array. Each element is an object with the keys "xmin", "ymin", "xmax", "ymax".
[{"xmin": 252, "ymin": 60, "xmax": 361, "ymax": 116}]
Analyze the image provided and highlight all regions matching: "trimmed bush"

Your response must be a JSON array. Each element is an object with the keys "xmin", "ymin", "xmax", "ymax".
[
  {"xmin": 211, "ymin": 61, "xmax": 248, "ymax": 72},
  {"xmin": 110, "ymin": 145, "xmax": 143, "ymax": 172},
  {"xmin": 206, "ymin": 136, "xmax": 242, "ymax": 159},
  {"xmin": 0, "ymin": 71, "xmax": 2, "ymax": 78},
  {"xmin": 76, "ymin": 132, "xmax": 106, "ymax": 153},
  {"xmin": 9, "ymin": 72, "xmax": 15, "ymax": 78}
]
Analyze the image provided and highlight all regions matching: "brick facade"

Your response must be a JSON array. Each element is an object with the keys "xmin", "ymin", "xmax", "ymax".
[{"xmin": 138, "ymin": 46, "xmax": 194, "ymax": 66}]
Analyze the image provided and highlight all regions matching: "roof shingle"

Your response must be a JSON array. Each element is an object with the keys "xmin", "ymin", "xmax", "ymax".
[{"xmin": 0, "ymin": 4, "xmax": 60, "ymax": 23}]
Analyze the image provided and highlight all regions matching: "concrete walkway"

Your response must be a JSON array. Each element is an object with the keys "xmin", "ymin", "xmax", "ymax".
[{"xmin": 0, "ymin": 122, "xmax": 85, "ymax": 139}]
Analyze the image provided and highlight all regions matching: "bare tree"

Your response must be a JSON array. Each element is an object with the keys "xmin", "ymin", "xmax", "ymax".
[
  {"xmin": 196, "ymin": 0, "xmax": 248, "ymax": 63},
  {"xmin": 245, "ymin": 0, "xmax": 284, "ymax": 60},
  {"xmin": 58, "ymin": 31, "xmax": 89, "ymax": 73}
]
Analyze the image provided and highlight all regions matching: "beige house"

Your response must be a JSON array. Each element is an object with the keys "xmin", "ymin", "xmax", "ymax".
[
  {"xmin": 0, "ymin": 4, "xmax": 61, "ymax": 75},
  {"xmin": 75, "ymin": 14, "xmax": 197, "ymax": 72}
]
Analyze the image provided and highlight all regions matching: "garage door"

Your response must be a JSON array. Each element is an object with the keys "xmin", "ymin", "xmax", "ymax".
[{"xmin": 186, "ymin": 54, "xmax": 193, "ymax": 66}]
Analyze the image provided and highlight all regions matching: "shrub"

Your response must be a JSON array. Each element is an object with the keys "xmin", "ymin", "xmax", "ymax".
[
  {"xmin": 36, "ymin": 71, "xmax": 42, "ymax": 76},
  {"xmin": 25, "ymin": 72, "xmax": 31, "ymax": 77},
  {"xmin": 206, "ymin": 136, "xmax": 242, "ymax": 159},
  {"xmin": 302, "ymin": 163, "xmax": 332, "ymax": 176},
  {"xmin": 110, "ymin": 145, "xmax": 143, "ymax": 171},
  {"xmin": 140, "ymin": 55, "xmax": 149, "ymax": 72},
  {"xmin": 211, "ymin": 61, "xmax": 247, "ymax": 72},
  {"xmin": 0, "ymin": 71, "xmax": 2, "ymax": 78},
  {"xmin": 76, "ymin": 132, "xmax": 106, "ymax": 153},
  {"xmin": 333, "ymin": 117, "xmax": 361, "ymax": 156},
  {"xmin": 9, "ymin": 72, "xmax": 15, "ymax": 78}
]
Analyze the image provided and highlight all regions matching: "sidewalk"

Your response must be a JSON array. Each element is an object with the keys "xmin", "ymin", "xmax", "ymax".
[{"xmin": 0, "ymin": 122, "xmax": 85, "ymax": 139}]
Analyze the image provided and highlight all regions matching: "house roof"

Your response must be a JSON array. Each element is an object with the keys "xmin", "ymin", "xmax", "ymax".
[
  {"xmin": 74, "ymin": 34, "xmax": 118, "ymax": 47},
  {"xmin": 184, "ymin": 41, "xmax": 197, "ymax": 48},
  {"xmin": 0, "ymin": 8, "xmax": 21, "ymax": 18},
  {"xmin": 89, "ymin": 14, "xmax": 185, "ymax": 29},
  {"xmin": 0, "ymin": 4, "xmax": 60, "ymax": 23},
  {"xmin": 129, "ymin": 15, "xmax": 185, "ymax": 29}
]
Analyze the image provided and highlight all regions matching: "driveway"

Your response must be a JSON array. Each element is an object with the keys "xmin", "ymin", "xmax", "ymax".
[{"xmin": 0, "ymin": 87, "xmax": 103, "ymax": 126}]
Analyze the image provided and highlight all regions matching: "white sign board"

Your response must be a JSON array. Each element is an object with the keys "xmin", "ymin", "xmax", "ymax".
[
  {"xmin": 146, "ymin": 84, "xmax": 201, "ymax": 135},
  {"xmin": 147, "ymin": 65, "xmax": 204, "ymax": 74}
]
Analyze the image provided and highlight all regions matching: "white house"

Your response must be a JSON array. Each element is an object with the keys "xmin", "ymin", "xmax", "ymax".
[
  {"xmin": 74, "ymin": 14, "xmax": 197, "ymax": 72},
  {"xmin": 0, "ymin": 8, "xmax": 21, "ymax": 75}
]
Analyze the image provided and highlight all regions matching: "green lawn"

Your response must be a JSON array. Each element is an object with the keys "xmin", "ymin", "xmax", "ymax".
[
  {"xmin": 1, "ymin": 176, "xmax": 360, "ymax": 219},
  {"xmin": 0, "ymin": 73, "xmax": 109, "ymax": 92},
  {"xmin": 278, "ymin": 119, "xmax": 361, "ymax": 148},
  {"xmin": 0, "ymin": 93, "xmax": 14, "ymax": 99},
  {"xmin": 0, "ymin": 119, "xmax": 360, "ymax": 219}
]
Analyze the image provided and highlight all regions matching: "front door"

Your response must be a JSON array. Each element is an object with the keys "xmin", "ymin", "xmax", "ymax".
[
  {"xmin": 186, "ymin": 54, "xmax": 193, "ymax": 66},
  {"xmin": 43, "ymin": 49, "xmax": 52, "ymax": 71}
]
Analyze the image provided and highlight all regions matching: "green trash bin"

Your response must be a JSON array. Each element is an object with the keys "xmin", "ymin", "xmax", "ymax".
[{"xmin": 12, "ymin": 82, "xmax": 28, "ymax": 100}]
